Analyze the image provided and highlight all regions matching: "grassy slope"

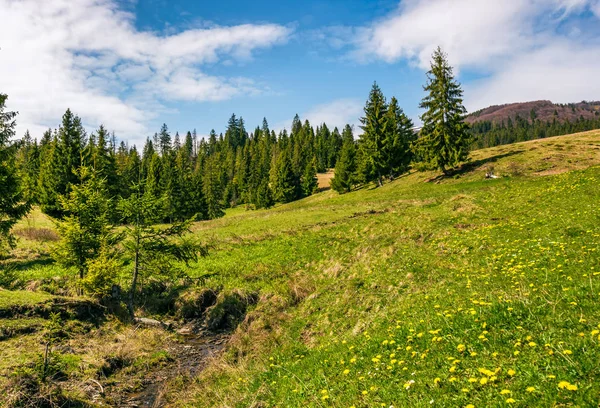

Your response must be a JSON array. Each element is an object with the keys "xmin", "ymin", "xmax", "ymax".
[
  {"xmin": 3, "ymin": 130, "xmax": 600, "ymax": 407},
  {"xmin": 171, "ymin": 130, "xmax": 600, "ymax": 407}
]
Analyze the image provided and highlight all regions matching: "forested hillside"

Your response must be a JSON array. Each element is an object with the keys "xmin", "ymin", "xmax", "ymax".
[
  {"xmin": 15, "ymin": 112, "xmax": 346, "ymax": 222},
  {"xmin": 468, "ymin": 100, "xmax": 600, "ymax": 149}
]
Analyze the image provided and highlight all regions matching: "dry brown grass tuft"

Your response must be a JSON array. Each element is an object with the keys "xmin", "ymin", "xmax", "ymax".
[{"xmin": 14, "ymin": 227, "xmax": 59, "ymax": 242}]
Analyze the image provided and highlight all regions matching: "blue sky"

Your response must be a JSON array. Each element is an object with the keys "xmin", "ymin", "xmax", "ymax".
[{"xmin": 2, "ymin": 0, "xmax": 600, "ymax": 146}]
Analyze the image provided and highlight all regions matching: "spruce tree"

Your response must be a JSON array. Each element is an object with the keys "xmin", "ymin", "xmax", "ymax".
[
  {"xmin": 121, "ymin": 146, "xmax": 141, "ymax": 199},
  {"xmin": 159, "ymin": 123, "xmax": 171, "ymax": 157},
  {"xmin": 384, "ymin": 97, "xmax": 415, "ymax": 178},
  {"xmin": 271, "ymin": 148, "xmax": 298, "ymax": 203},
  {"xmin": 92, "ymin": 125, "xmax": 118, "ymax": 198},
  {"xmin": 38, "ymin": 133, "xmax": 61, "ymax": 216},
  {"xmin": 145, "ymin": 153, "xmax": 162, "ymax": 201},
  {"xmin": 0, "ymin": 94, "xmax": 30, "ymax": 256},
  {"xmin": 202, "ymin": 156, "xmax": 224, "ymax": 219},
  {"xmin": 331, "ymin": 125, "xmax": 357, "ymax": 194},
  {"xmin": 119, "ymin": 183, "xmax": 201, "ymax": 318},
  {"xmin": 15, "ymin": 130, "xmax": 40, "ymax": 204},
  {"xmin": 414, "ymin": 47, "xmax": 471, "ymax": 173},
  {"xmin": 38, "ymin": 109, "xmax": 86, "ymax": 217},
  {"xmin": 53, "ymin": 167, "xmax": 114, "ymax": 287},
  {"xmin": 301, "ymin": 157, "xmax": 318, "ymax": 197},
  {"xmin": 358, "ymin": 82, "xmax": 388, "ymax": 186}
]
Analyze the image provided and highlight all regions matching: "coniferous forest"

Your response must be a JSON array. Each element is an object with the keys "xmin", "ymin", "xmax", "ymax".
[
  {"xmin": 15, "ymin": 112, "xmax": 346, "ymax": 223},
  {"xmin": 470, "ymin": 112, "xmax": 600, "ymax": 149}
]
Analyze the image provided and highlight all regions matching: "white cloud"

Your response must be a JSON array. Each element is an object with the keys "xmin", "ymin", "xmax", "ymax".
[
  {"xmin": 466, "ymin": 41, "xmax": 600, "ymax": 109},
  {"xmin": 303, "ymin": 99, "xmax": 363, "ymax": 131},
  {"xmin": 0, "ymin": 0, "xmax": 291, "ymax": 143},
  {"xmin": 593, "ymin": 1, "xmax": 600, "ymax": 17},
  {"xmin": 350, "ymin": 0, "xmax": 600, "ymax": 112}
]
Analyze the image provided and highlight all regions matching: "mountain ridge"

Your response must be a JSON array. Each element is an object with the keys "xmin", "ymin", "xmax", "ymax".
[{"xmin": 466, "ymin": 100, "xmax": 600, "ymax": 124}]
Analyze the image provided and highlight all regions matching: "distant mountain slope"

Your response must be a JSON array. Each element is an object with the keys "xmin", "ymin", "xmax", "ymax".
[
  {"xmin": 466, "ymin": 100, "xmax": 600, "ymax": 124},
  {"xmin": 466, "ymin": 100, "xmax": 600, "ymax": 149}
]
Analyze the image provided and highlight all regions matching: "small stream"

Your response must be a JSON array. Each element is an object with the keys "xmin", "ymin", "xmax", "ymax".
[{"xmin": 121, "ymin": 331, "xmax": 230, "ymax": 408}]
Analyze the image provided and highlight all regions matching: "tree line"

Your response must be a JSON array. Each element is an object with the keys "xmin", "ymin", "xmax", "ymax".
[
  {"xmin": 331, "ymin": 47, "xmax": 471, "ymax": 193},
  {"xmin": 14, "ymin": 109, "xmax": 346, "ymax": 223}
]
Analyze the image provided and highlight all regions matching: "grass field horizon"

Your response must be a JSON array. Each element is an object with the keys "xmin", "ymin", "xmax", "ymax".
[{"xmin": 2, "ymin": 129, "xmax": 600, "ymax": 407}]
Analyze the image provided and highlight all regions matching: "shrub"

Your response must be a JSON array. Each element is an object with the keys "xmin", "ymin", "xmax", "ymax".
[{"xmin": 81, "ymin": 247, "xmax": 121, "ymax": 298}]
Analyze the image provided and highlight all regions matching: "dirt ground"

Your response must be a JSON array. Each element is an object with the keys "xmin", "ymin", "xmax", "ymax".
[{"xmin": 317, "ymin": 170, "xmax": 334, "ymax": 190}]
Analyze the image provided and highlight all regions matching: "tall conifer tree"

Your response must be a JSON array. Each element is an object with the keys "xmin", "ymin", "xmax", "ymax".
[
  {"xmin": 414, "ymin": 47, "xmax": 470, "ymax": 173},
  {"xmin": 0, "ymin": 94, "xmax": 30, "ymax": 256},
  {"xmin": 384, "ymin": 97, "xmax": 415, "ymax": 178},
  {"xmin": 331, "ymin": 125, "xmax": 357, "ymax": 194},
  {"xmin": 358, "ymin": 82, "xmax": 388, "ymax": 186}
]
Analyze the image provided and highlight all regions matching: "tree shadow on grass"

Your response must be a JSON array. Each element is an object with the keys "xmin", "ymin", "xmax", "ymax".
[
  {"xmin": 4, "ymin": 256, "xmax": 55, "ymax": 271},
  {"xmin": 426, "ymin": 150, "xmax": 523, "ymax": 183}
]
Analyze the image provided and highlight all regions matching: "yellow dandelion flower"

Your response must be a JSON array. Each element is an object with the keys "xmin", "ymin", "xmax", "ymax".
[
  {"xmin": 526, "ymin": 386, "xmax": 535, "ymax": 393},
  {"xmin": 507, "ymin": 369, "xmax": 516, "ymax": 376},
  {"xmin": 480, "ymin": 377, "xmax": 488, "ymax": 385},
  {"xmin": 343, "ymin": 369, "xmax": 350, "ymax": 375},
  {"xmin": 506, "ymin": 398, "xmax": 516, "ymax": 403},
  {"xmin": 558, "ymin": 381, "xmax": 577, "ymax": 391},
  {"xmin": 457, "ymin": 344, "xmax": 466, "ymax": 352},
  {"xmin": 500, "ymin": 389, "xmax": 511, "ymax": 395},
  {"xmin": 564, "ymin": 350, "xmax": 573, "ymax": 355},
  {"xmin": 362, "ymin": 390, "xmax": 368, "ymax": 395}
]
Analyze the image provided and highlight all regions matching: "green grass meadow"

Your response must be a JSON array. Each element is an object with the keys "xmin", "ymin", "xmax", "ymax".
[{"xmin": 2, "ymin": 130, "xmax": 600, "ymax": 407}]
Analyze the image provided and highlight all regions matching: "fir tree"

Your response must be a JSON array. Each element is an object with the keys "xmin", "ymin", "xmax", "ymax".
[
  {"xmin": 301, "ymin": 157, "xmax": 318, "ymax": 197},
  {"xmin": 358, "ymin": 82, "xmax": 388, "ymax": 186},
  {"xmin": 158, "ymin": 123, "xmax": 171, "ymax": 157},
  {"xmin": 331, "ymin": 125, "xmax": 357, "ymax": 194},
  {"xmin": 53, "ymin": 167, "xmax": 114, "ymax": 288},
  {"xmin": 0, "ymin": 94, "xmax": 30, "ymax": 256},
  {"xmin": 119, "ymin": 183, "xmax": 202, "ymax": 318},
  {"xmin": 202, "ymin": 156, "xmax": 224, "ymax": 219},
  {"xmin": 38, "ymin": 109, "xmax": 86, "ymax": 217},
  {"xmin": 271, "ymin": 148, "xmax": 298, "ymax": 203},
  {"xmin": 15, "ymin": 130, "xmax": 39, "ymax": 204},
  {"xmin": 414, "ymin": 47, "xmax": 471, "ymax": 173},
  {"xmin": 37, "ymin": 133, "xmax": 61, "ymax": 216},
  {"xmin": 92, "ymin": 125, "xmax": 118, "ymax": 198},
  {"xmin": 384, "ymin": 97, "xmax": 415, "ymax": 178},
  {"xmin": 145, "ymin": 153, "xmax": 162, "ymax": 201}
]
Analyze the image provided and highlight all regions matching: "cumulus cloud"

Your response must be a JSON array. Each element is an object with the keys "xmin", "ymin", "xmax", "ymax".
[
  {"xmin": 350, "ymin": 0, "xmax": 600, "ymax": 111},
  {"xmin": 0, "ymin": 0, "xmax": 291, "ymax": 142},
  {"xmin": 303, "ymin": 99, "xmax": 363, "ymax": 131},
  {"xmin": 466, "ymin": 41, "xmax": 600, "ymax": 109}
]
